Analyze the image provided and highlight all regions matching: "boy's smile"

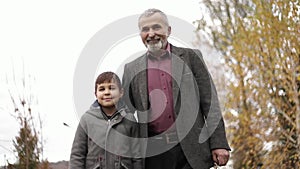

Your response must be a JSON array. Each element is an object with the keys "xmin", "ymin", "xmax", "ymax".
[{"xmin": 95, "ymin": 82, "xmax": 123, "ymax": 114}]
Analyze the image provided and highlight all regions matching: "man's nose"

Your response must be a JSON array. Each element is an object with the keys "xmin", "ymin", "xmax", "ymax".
[{"xmin": 148, "ymin": 29, "xmax": 155, "ymax": 37}]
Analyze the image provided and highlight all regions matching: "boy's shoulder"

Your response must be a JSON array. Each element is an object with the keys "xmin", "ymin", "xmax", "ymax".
[
  {"xmin": 120, "ymin": 109, "xmax": 137, "ymax": 122},
  {"xmin": 79, "ymin": 105, "xmax": 103, "ymax": 122}
]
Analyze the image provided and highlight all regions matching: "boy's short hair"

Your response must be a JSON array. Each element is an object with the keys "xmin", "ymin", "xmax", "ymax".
[{"xmin": 95, "ymin": 71, "xmax": 122, "ymax": 93}]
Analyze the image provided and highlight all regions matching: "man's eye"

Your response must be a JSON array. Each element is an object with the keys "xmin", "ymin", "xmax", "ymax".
[
  {"xmin": 99, "ymin": 88, "xmax": 105, "ymax": 91},
  {"xmin": 152, "ymin": 25, "xmax": 161, "ymax": 30},
  {"xmin": 141, "ymin": 27, "xmax": 149, "ymax": 32}
]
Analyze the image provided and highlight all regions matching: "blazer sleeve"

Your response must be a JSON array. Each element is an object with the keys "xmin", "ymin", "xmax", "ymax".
[
  {"xmin": 190, "ymin": 49, "xmax": 231, "ymax": 150},
  {"xmin": 122, "ymin": 63, "xmax": 136, "ymax": 113}
]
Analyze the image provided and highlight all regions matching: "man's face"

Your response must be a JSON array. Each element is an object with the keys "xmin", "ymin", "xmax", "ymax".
[{"xmin": 139, "ymin": 13, "xmax": 171, "ymax": 53}]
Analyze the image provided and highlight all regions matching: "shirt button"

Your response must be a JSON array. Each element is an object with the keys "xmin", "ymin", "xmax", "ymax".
[{"xmin": 161, "ymin": 73, "xmax": 164, "ymax": 76}]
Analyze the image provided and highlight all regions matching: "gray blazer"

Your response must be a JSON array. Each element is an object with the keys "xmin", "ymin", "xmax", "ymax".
[{"xmin": 122, "ymin": 44, "xmax": 230, "ymax": 169}]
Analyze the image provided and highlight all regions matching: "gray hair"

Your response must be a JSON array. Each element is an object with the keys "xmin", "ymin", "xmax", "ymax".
[{"xmin": 138, "ymin": 8, "xmax": 169, "ymax": 28}]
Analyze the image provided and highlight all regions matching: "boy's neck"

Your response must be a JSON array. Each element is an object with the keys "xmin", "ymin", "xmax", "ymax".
[{"xmin": 102, "ymin": 106, "xmax": 117, "ymax": 117}]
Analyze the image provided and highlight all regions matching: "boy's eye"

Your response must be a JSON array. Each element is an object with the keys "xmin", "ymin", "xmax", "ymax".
[{"xmin": 110, "ymin": 86, "xmax": 116, "ymax": 90}]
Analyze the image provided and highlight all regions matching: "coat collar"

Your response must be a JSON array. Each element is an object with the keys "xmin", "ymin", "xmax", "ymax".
[{"xmin": 89, "ymin": 100, "xmax": 126, "ymax": 121}]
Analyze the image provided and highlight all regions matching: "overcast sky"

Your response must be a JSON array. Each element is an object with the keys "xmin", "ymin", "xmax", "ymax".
[{"xmin": 0, "ymin": 0, "xmax": 207, "ymax": 166}]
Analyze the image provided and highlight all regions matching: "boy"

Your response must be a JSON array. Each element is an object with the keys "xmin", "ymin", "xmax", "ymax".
[{"xmin": 70, "ymin": 71, "xmax": 142, "ymax": 169}]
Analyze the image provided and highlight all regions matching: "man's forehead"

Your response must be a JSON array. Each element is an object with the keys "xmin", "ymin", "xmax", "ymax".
[
  {"xmin": 139, "ymin": 13, "xmax": 164, "ymax": 23},
  {"xmin": 139, "ymin": 15, "xmax": 167, "ymax": 28}
]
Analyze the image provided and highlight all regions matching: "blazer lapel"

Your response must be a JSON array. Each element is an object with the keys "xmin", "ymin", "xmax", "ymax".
[
  {"xmin": 134, "ymin": 54, "xmax": 149, "ymax": 111},
  {"xmin": 171, "ymin": 45, "xmax": 185, "ymax": 112}
]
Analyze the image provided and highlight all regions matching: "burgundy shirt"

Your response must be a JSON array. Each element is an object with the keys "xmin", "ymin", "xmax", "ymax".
[{"xmin": 147, "ymin": 44, "xmax": 175, "ymax": 135}]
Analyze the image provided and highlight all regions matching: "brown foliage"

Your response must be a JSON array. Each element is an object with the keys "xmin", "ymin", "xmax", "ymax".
[
  {"xmin": 6, "ymin": 63, "xmax": 48, "ymax": 169},
  {"xmin": 196, "ymin": 0, "xmax": 300, "ymax": 168}
]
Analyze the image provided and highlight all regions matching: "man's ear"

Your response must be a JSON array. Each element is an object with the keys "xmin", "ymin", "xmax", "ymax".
[{"xmin": 167, "ymin": 26, "xmax": 172, "ymax": 36}]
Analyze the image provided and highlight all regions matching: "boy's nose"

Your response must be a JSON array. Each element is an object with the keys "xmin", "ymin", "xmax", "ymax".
[{"xmin": 104, "ymin": 89, "xmax": 111, "ymax": 94}]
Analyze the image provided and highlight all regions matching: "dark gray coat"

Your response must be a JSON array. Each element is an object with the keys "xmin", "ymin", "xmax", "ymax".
[
  {"xmin": 69, "ymin": 101, "xmax": 142, "ymax": 169},
  {"xmin": 122, "ymin": 45, "xmax": 230, "ymax": 169}
]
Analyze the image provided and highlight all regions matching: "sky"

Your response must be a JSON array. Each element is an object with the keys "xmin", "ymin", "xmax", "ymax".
[{"xmin": 0, "ymin": 0, "xmax": 206, "ymax": 166}]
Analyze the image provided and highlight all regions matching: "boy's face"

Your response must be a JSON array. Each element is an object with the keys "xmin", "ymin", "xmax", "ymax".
[{"xmin": 95, "ymin": 81, "xmax": 123, "ymax": 109}]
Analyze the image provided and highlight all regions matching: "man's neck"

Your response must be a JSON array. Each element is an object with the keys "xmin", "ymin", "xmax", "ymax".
[{"xmin": 149, "ymin": 49, "xmax": 167, "ymax": 58}]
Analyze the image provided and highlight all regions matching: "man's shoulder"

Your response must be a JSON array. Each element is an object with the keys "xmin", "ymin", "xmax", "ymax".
[
  {"xmin": 124, "ymin": 53, "xmax": 146, "ymax": 67},
  {"xmin": 171, "ymin": 44, "xmax": 201, "ymax": 56},
  {"xmin": 132, "ymin": 53, "xmax": 146, "ymax": 62}
]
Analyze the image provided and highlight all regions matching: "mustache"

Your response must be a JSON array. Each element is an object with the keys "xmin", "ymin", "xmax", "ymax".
[{"xmin": 146, "ymin": 33, "xmax": 168, "ymax": 40}]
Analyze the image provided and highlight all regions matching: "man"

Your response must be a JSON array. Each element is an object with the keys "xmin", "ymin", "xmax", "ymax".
[{"xmin": 122, "ymin": 8, "xmax": 230, "ymax": 169}]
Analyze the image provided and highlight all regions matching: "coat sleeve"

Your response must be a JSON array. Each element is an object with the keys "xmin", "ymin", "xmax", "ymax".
[
  {"xmin": 190, "ymin": 49, "xmax": 231, "ymax": 150},
  {"xmin": 69, "ymin": 116, "xmax": 88, "ymax": 169}
]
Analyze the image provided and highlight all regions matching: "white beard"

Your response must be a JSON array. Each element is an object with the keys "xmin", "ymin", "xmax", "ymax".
[{"xmin": 146, "ymin": 40, "xmax": 163, "ymax": 53}]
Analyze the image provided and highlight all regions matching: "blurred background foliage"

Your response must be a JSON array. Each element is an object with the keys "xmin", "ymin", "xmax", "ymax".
[{"xmin": 195, "ymin": 0, "xmax": 299, "ymax": 168}]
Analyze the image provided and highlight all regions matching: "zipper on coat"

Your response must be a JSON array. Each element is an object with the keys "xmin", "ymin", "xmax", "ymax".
[
  {"xmin": 104, "ymin": 119, "xmax": 111, "ymax": 168},
  {"xmin": 114, "ymin": 156, "xmax": 120, "ymax": 169},
  {"xmin": 99, "ymin": 156, "xmax": 103, "ymax": 169},
  {"xmin": 104, "ymin": 114, "xmax": 123, "ymax": 169},
  {"xmin": 93, "ymin": 156, "xmax": 103, "ymax": 169}
]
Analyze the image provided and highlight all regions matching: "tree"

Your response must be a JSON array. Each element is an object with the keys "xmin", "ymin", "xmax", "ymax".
[
  {"xmin": 13, "ymin": 120, "xmax": 39, "ymax": 169},
  {"xmin": 195, "ymin": 0, "xmax": 300, "ymax": 168},
  {"xmin": 6, "ymin": 61, "xmax": 48, "ymax": 169}
]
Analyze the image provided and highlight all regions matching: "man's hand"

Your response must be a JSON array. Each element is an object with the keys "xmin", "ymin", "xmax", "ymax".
[{"xmin": 212, "ymin": 149, "xmax": 230, "ymax": 166}]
